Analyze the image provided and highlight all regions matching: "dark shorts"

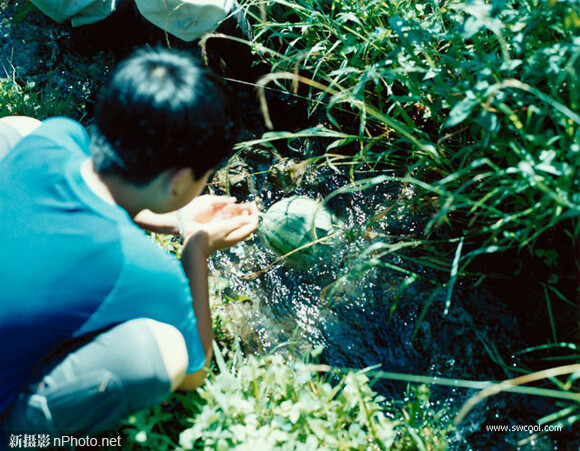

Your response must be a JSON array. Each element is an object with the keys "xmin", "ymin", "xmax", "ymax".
[{"xmin": 2, "ymin": 319, "xmax": 171, "ymax": 438}]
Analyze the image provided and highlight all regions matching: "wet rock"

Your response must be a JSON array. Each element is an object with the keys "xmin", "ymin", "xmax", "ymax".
[
  {"xmin": 267, "ymin": 157, "xmax": 305, "ymax": 193},
  {"xmin": 211, "ymin": 156, "xmax": 254, "ymax": 198},
  {"xmin": 0, "ymin": 2, "xmax": 112, "ymax": 120}
]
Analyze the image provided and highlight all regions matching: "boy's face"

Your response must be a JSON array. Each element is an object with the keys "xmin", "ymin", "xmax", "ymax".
[
  {"xmin": 146, "ymin": 168, "xmax": 212, "ymax": 215},
  {"xmin": 174, "ymin": 170, "xmax": 212, "ymax": 210},
  {"xmin": 187, "ymin": 170, "xmax": 211, "ymax": 201}
]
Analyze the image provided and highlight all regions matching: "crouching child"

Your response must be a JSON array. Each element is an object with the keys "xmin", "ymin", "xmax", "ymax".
[{"xmin": 0, "ymin": 47, "xmax": 258, "ymax": 441}]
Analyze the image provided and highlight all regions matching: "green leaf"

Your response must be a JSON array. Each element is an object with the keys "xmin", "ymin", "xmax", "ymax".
[{"xmin": 445, "ymin": 96, "xmax": 478, "ymax": 127}]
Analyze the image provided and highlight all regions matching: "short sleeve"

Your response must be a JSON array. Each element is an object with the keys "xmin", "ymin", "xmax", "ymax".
[
  {"xmin": 25, "ymin": 117, "xmax": 91, "ymax": 156},
  {"xmin": 74, "ymin": 226, "xmax": 206, "ymax": 374}
]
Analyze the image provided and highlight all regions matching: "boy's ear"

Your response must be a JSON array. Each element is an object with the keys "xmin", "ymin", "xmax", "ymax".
[{"xmin": 167, "ymin": 167, "xmax": 195, "ymax": 198}]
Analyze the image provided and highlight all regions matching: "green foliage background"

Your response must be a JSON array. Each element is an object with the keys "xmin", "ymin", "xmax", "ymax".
[{"xmin": 245, "ymin": 0, "xmax": 579, "ymax": 278}]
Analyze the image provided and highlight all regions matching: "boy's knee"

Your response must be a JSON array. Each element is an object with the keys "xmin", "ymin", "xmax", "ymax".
[
  {"xmin": 0, "ymin": 117, "xmax": 41, "ymax": 161},
  {"xmin": 0, "ymin": 122, "xmax": 22, "ymax": 160},
  {"xmin": 0, "ymin": 116, "xmax": 41, "ymax": 136},
  {"xmin": 141, "ymin": 319, "xmax": 188, "ymax": 391},
  {"xmin": 62, "ymin": 318, "xmax": 186, "ymax": 409}
]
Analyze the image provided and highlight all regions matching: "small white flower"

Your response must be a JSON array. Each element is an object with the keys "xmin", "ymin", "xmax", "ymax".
[{"xmin": 135, "ymin": 431, "xmax": 147, "ymax": 443}]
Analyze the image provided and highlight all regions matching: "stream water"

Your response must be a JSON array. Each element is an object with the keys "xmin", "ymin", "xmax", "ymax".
[{"xmin": 207, "ymin": 156, "xmax": 571, "ymax": 449}]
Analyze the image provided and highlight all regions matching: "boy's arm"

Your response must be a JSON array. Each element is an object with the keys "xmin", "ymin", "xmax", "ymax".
[
  {"xmin": 133, "ymin": 196, "xmax": 238, "ymax": 235},
  {"xmin": 176, "ymin": 204, "xmax": 259, "ymax": 390},
  {"xmin": 133, "ymin": 209, "xmax": 180, "ymax": 235},
  {"xmin": 178, "ymin": 232, "xmax": 213, "ymax": 390}
]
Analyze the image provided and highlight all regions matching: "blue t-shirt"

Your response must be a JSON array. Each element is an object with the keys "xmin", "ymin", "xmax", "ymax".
[{"xmin": 0, "ymin": 118, "xmax": 206, "ymax": 414}]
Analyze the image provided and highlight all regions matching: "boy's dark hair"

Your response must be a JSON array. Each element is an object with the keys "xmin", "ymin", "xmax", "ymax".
[{"xmin": 92, "ymin": 47, "xmax": 236, "ymax": 185}]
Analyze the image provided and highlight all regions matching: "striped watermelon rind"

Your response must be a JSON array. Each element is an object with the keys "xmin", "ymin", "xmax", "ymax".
[{"xmin": 261, "ymin": 196, "xmax": 338, "ymax": 264}]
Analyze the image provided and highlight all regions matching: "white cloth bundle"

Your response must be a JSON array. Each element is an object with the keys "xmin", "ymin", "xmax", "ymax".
[
  {"xmin": 30, "ymin": 0, "xmax": 116, "ymax": 26},
  {"xmin": 30, "ymin": 0, "xmax": 234, "ymax": 41}
]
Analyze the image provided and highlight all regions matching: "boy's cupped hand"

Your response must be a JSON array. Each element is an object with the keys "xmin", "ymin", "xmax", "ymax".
[{"xmin": 180, "ymin": 195, "xmax": 259, "ymax": 255}]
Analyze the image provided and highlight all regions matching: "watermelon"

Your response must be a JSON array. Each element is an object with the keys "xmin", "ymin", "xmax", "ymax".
[{"xmin": 260, "ymin": 196, "xmax": 338, "ymax": 265}]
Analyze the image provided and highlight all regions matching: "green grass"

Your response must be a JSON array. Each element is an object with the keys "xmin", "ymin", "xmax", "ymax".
[
  {"xmin": 226, "ymin": 0, "xmax": 580, "ymax": 436},
  {"xmin": 0, "ymin": 77, "xmax": 75, "ymax": 119},
  {"xmin": 237, "ymin": 0, "xmax": 579, "ymax": 275},
  {"xmin": 105, "ymin": 343, "xmax": 453, "ymax": 451}
]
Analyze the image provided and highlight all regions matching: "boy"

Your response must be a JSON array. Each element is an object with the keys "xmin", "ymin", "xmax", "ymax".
[{"xmin": 0, "ymin": 47, "xmax": 258, "ymax": 437}]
